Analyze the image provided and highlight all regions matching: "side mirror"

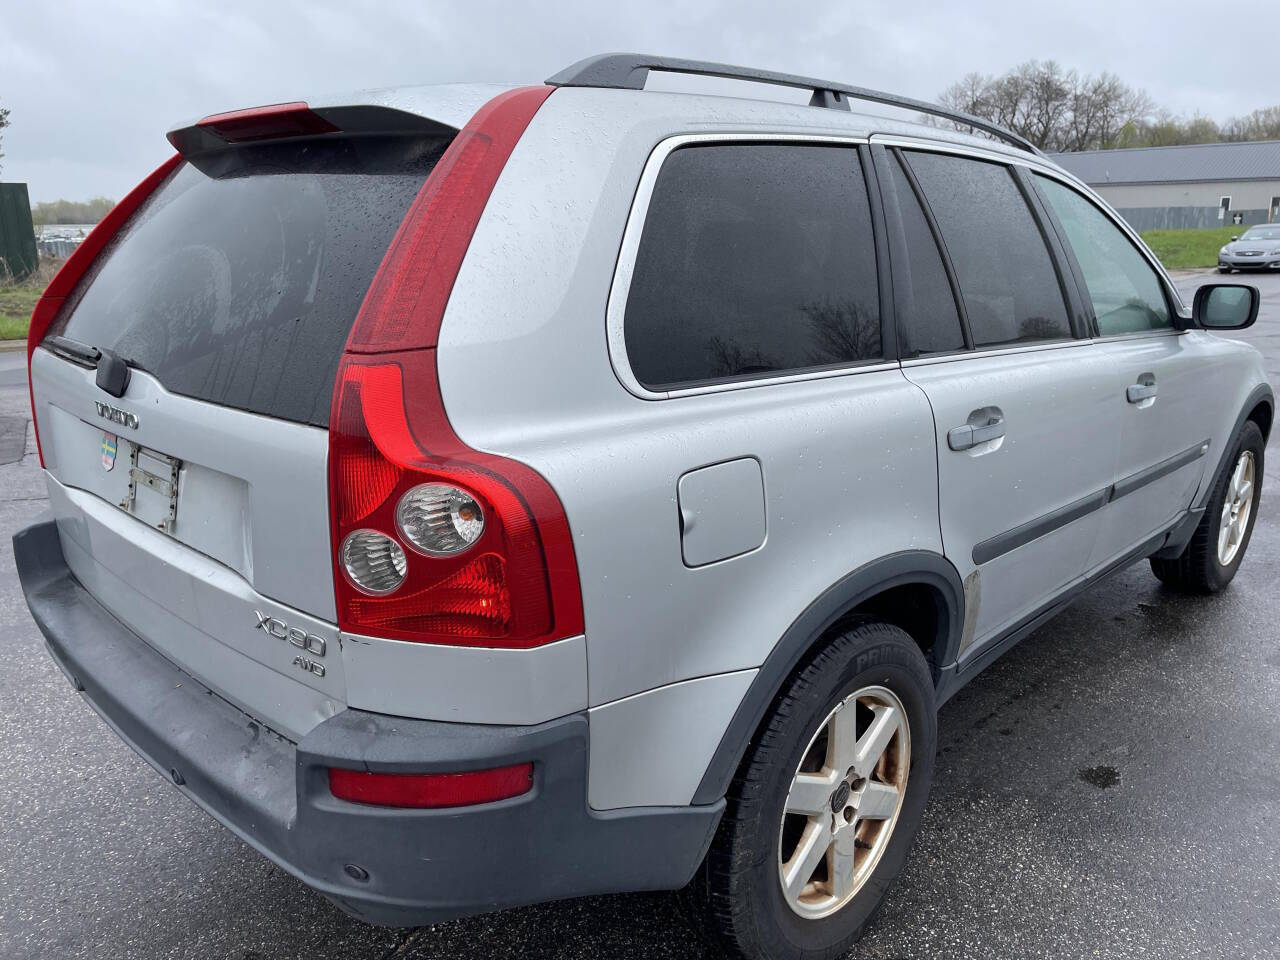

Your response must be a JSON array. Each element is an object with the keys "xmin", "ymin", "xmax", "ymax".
[
  {"xmin": 1230, "ymin": 235, "xmax": 1239, "ymax": 241},
  {"xmin": 1193, "ymin": 283, "xmax": 1260, "ymax": 330}
]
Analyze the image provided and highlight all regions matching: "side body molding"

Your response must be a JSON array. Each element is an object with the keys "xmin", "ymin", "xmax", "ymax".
[{"xmin": 690, "ymin": 550, "xmax": 963, "ymax": 805}]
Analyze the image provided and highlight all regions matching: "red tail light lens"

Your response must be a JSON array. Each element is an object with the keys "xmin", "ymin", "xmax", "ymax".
[
  {"xmin": 328, "ymin": 763, "xmax": 533, "ymax": 809},
  {"xmin": 329, "ymin": 352, "xmax": 581, "ymax": 646},
  {"xmin": 27, "ymin": 154, "xmax": 182, "ymax": 467}
]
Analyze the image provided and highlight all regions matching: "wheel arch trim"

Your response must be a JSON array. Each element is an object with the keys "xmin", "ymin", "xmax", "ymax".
[
  {"xmin": 689, "ymin": 550, "xmax": 963, "ymax": 805},
  {"xmin": 1195, "ymin": 382, "xmax": 1274, "ymax": 512}
]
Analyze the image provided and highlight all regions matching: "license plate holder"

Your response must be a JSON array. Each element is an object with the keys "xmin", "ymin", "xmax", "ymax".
[{"xmin": 118, "ymin": 443, "xmax": 182, "ymax": 534}]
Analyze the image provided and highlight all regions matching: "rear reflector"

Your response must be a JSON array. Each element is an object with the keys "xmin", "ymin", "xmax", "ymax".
[
  {"xmin": 328, "ymin": 763, "xmax": 534, "ymax": 808},
  {"xmin": 193, "ymin": 102, "xmax": 339, "ymax": 144}
]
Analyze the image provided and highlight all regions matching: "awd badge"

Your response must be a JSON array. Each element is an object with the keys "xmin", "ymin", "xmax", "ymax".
[{"xmin": 101, "ymin": 432, "xmax": 117, "ymax": 471}]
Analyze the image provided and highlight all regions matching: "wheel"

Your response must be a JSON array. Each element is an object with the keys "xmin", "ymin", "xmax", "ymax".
[
  {"xmin": 1150, "ymin": 421, "xmax": 1264, "ymax": 593},
  {"xmin": 1218, "ymin": 266, "xmax": 1232, "ymax": 274},
  {"xmin": 686, "ymin": 619, "xmax": 935, "ymax": 960}
]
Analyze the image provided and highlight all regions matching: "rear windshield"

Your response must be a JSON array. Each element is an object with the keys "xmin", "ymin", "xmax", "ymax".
[{"xmin": 50, "ymin": 136, "xmax": 447, "ymax": 426}]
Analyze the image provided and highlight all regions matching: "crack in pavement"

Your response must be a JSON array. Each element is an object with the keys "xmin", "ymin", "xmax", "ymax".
[{"xmin": 0, "ymin": 416, "xmax": 27, "ymax": 465}]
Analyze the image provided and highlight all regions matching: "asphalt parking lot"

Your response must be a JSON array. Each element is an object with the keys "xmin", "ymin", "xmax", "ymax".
[{"xmin": 1, "ymin": 270, "xmax": 1277, "ymax": 960}]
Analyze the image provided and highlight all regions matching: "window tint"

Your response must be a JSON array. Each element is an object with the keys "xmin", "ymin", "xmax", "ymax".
[
  {"xmin": 624, "ymin": 143, "xmax": 881, "ymax": 390},
  {"xmin": 905, "ymin": 151, "xmax": 1071, "ymax": 347},
  {"xmin": 1036, "ymin": 176, "xmax": 1172, "ymax": 336},
  {"xmin": 52, "ymin": 137, "xmax": 445, "ymax": 426},
  {"xmin": 887, "ymin": 153, "xmax": 965, "ymax": 355}
]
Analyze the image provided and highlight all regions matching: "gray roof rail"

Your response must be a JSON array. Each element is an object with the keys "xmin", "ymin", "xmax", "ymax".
[{"xmin": 546, "ymin": 53, "xmax": 1042, "ymax": 157}]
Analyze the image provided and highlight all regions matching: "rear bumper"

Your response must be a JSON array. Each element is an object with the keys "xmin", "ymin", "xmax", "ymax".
[{"xmin": 14, "ymin": 518, "xmax": 722, "ymax": 926}]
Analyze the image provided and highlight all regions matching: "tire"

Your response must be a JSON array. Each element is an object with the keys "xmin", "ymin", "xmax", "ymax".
[
  {"xmin": 685, "ymin": 619, "xmax": 935, "ymax": 960},
  {"xmin": 1218, "ymin": 266, "xmax": 1232, "ymax": 274},
  {"xmin": 1150, "ymin": 420, "xmax": 1264, "ymax": 593}
]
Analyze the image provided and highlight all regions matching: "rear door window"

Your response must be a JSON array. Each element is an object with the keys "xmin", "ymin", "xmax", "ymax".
[
  {"xmin": 1034, "ymin": 175, "xmax": 1172, "ymax": 336},
  {"xmin": 50, "ymin": 137, "xmax": 446, "ymax": 426},
  {"xmin": 904, "ymin": 151, "xmax": 1072, "ymax": 348},
  {"xmin": 623, "ymin": 142, "xmax": 882, "ymax": 390}
]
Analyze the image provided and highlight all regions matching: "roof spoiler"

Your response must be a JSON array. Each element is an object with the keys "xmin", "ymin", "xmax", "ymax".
[{"xmin": 166, "ymin": 102, "xmax": 457, "ymax": 163}]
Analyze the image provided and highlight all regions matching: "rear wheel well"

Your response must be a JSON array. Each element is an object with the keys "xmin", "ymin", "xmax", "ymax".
[
  {"xmin": 1247, "ymin": 399, "xmax": 1273, "ymax": 443},
  {"xmin": 690, "ymin": 557, "xmax": 963, "ymax": 805},
  {"xmin": 829, "ymin": 581, "xmax": 949, "ymax": 680}
]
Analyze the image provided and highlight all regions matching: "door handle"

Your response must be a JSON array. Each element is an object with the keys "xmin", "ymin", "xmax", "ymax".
[
  {"xmin": 1126, "ymin": 381, "xmax": 1158, "ymax": 403},
  {"xmin": 948, "ymin": 411, "xmax": 1006, "ymax": 451}
]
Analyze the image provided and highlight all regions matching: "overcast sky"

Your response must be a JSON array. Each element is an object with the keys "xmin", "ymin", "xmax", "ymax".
[{"xmin": 1, "ymin": 0, "xmax": 1268, "ymax": 203}]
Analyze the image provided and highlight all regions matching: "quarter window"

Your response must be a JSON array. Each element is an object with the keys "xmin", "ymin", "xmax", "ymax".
[
  {"xmin": 623, "ymin": 143, "xmax": 882, "ymax": 390},
  {"xmin": 904, "ymin": 151, "xmax": 1072, "ymax": 348},
  {"xmin": 1035, "ymin": 176, "xmax": 1172, "ymax": 336}
]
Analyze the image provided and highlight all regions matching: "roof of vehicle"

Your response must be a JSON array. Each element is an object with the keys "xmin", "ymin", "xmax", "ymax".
[
  {"xmin": 1052, "ymin": 139, "xmax": 1280, "ymax": 186},
  {"xmin": 331, "ymin": 80, "xmax": 1059, "ymax": 174}
]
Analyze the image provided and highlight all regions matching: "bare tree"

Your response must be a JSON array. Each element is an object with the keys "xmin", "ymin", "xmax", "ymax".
[
  {"xmin": 802, "ymin": 300, "xmax": 881, "ymax": 366},
  {"xmin": 1222, "ymin": 105, "xmax": 1280, "ymax": 142},
  {"xmin": 933, "ymin": 61, "xmax": 1152, "ymax": 151},
  {"xmin": 1180, "ymin": 114, "xmax": 1222, "ymax": 144},
  {"xmin": 1065, "ymin": 73, "xmax": 1154, "ymax": 151},
  {"xmin": 933, "ymin": 62, "xmax": 1280, "ymax": 151}
]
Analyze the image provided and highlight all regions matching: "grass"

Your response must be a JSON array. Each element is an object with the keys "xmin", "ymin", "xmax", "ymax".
[
  {"xmin": 1139, "ymin": 226, "xmax": 1246, "ymax": 270},
  {"xmin": 0, "ymin": 259, "xmax": 62, "ymax": 342},
  {"xmin": 0, "ymin": 286, "xmax": 41, "ymax": 340}
]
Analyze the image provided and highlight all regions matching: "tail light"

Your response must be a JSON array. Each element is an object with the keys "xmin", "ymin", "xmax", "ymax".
[
  {"xmin": 328, "ymin": 86, "xmax": 584, "ymax": 649},
  {"xmin": 26, "ymin": 154, "xmax": 182, "ymax": 466}
]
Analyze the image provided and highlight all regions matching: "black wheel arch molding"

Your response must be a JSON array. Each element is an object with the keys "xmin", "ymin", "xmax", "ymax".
[
  {"xmin": 1199, "ymin": 383, "xmax": 1273, "ymax": 513},
  {"xmin": 690, "ymin": 549, "xmax": 963, "ymax": 805}
]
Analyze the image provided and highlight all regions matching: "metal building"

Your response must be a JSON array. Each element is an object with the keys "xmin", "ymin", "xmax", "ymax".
[{"xmin": 1053, "ymin": 140, "xmax": 1280, "ymax": 231}]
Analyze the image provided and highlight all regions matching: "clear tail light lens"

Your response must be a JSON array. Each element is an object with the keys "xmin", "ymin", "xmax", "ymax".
[
  {"xmin": 341, "ymin": 529, "xmax": 407, "ymax": 595},
  {"xmin": 396, "ymin": 483, "xmax": 485, "ymax": 556}
]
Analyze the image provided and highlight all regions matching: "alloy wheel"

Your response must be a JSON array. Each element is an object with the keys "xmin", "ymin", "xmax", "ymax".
[
  {"xmin": 1218, "ymin": 450, "xmax": 1256, "ymax": 566},
  {"xmin": 777, "ymin": 685, "xmax": 910, "ymax": 919}
]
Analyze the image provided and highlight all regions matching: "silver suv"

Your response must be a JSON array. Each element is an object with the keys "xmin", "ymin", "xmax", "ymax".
[{"xmin": 14, "ymin": 54, "xmax": 1272, "ymax": 960}]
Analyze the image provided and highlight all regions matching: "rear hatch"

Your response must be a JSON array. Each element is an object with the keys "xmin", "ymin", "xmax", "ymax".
[{"xmin": 30, "ymin": 105, "xmax": 456, "ymax": 740}]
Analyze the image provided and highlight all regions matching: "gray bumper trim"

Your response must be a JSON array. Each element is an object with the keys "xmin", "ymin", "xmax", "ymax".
[{"xmin": 14, "ymin": 518, "xmax": 722, "ymax": 927}]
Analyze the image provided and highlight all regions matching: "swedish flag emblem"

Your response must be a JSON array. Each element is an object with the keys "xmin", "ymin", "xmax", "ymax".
[{"xmin": 101, "ymin": 432, "xmax": 117, "ymax": 471}]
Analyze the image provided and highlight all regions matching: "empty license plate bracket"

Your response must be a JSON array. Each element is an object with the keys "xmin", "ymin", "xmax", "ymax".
[{"xmin": 118, "ymin": 443, "xmax": 182, "ymax": 534}]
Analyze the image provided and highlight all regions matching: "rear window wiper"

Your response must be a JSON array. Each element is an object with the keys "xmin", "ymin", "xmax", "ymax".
[{"xmin": 45, "ymin": 335, "xmax": 133, "ymax": 398}]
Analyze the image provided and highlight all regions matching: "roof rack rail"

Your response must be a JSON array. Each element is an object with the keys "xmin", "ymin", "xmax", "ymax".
[{"xmin": 546, "ymin": 53, "xmax": 1042, "ymax": 157}]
